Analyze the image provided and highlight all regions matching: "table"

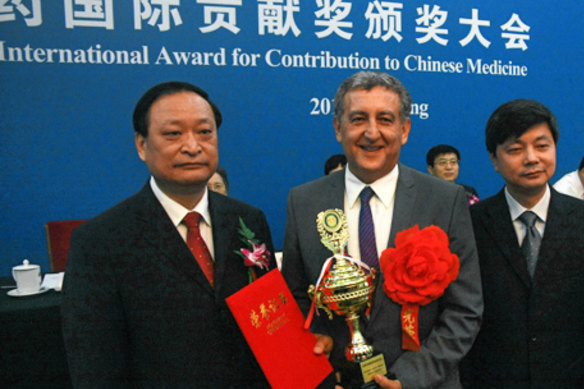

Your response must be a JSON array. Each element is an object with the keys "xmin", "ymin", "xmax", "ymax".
[{"xmin": 0, "ymin": 276, "xmax": 72, "ymax": 388}]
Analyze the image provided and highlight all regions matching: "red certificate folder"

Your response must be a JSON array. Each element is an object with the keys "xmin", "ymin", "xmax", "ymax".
[{"xmin": 226, "ymin": 268, "xmax": 333, "ymax": 389}]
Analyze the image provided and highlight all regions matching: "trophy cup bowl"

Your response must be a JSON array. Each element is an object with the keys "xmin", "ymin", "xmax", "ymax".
[{"xmin": 308, "ymin": 255, "xmax": 375, "ymax": 362}]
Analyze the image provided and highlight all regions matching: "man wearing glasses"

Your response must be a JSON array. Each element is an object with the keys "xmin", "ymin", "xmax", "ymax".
[{"xmin": 426, "ymin": 144, "xmax": 480, "ymax": 204}]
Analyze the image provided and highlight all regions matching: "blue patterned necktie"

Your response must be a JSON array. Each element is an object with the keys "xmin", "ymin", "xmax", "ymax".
[
  {"xmin": 518, "ymin": 211, "xmax": 541, "ymax": 278},
  {"xmin": 359, "ymin": 186, "xmax": 378, "ymax": 269}
]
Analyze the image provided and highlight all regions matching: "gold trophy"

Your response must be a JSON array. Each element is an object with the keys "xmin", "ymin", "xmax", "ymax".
[{"xmin": 308, "ymin": 209, "xmax": 386, "ymax": 386}]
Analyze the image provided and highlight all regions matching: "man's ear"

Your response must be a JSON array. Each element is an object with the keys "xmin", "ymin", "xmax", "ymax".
[
  {"xmin": 400, "ymin": 119, "xmax": 411, "ymax": 145},
  {"xmin": 489, "ymin": 152, "xmax": 499, "ymax": 172},
  {"xmin": 333, "ymin": 118, "xmax": 342, "ymax": 143},
  {"xmin": 135, "ymin": 133, "xmax": 147, "ymax": 162}
]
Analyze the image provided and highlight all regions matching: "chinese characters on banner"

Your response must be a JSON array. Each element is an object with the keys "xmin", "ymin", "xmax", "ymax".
[{"xmin": 1, "ymin": 0, "xmax": 530, "ymax": 50}]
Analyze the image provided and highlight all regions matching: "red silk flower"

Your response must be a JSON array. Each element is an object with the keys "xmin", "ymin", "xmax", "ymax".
[
  {"xmin": 379, "ymin": 225, "xmax": 459, "ymax": 351},
  {"xmin": 380, "ymin": 225, "xmax": 459, "ymax": 305}
]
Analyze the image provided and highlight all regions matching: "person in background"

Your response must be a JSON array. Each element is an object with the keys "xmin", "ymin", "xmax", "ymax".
[
  {"xmin": 62, "ymin": 81, "xmax": 275, "ymax": 387},
  {"xmin": 208, "ymin": 165, "xmax": 229, "ymax": 195},
  {"xmin": 553, "ymin": 156, "xmax": 584, "ymax": 200},
  {"xmin": 461, "ymin": 99, "xmax": 584, "ymax": 387},
  {"xmin": 426, "ymin": 144, "xmax": 480, "ymax": 204},
  {"xmin": 324, "ymin": 153, "xmax": 347, "ymax": 175},
  {"xmin": 282, "ymin": 71, "xmax": 482, "ymax": 389}
]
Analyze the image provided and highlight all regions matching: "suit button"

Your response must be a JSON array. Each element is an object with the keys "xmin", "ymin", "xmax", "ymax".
[{"xmin": 531, "ymin": 337, "xmax": 537, "ymax": 342}]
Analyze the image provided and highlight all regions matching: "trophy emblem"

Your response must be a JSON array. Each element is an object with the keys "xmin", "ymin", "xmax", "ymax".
[{"xmin": 308, "ymin": 209, "xmax": 386, "ymax": 386}]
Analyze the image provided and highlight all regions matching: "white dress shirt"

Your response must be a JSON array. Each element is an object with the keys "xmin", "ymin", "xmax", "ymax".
[
  {"xmin": 344, "ymin": 166, "xmax": 398, "ymax": 264},
  {"xmin": 149, "ymin": 177, "xmax": 215, "ymax": 260},
  {"xmin": 553, "ymin": 170, "xmax": 584, "ymax": 200},
  {"xmin": 505, "ymin": 184, "xmax": 550, "ymax": 246}
]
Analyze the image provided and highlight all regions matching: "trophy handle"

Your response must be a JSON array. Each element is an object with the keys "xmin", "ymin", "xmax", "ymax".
[{"xmin": 308, "ymin": 285, "xmax": 334, "ymax": 320}]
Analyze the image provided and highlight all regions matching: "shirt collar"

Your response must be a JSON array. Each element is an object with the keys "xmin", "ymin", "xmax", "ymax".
[
  {"xmin": 149, "ymin": 176, "xmax": 211, "ymax": 227},
  {"xmin": 345, "ymin": 165, "xmax": 399, "ymax": 208},
  {"xmin": 505, "ymin": 184, "xmax": 551, "ymax": 223}
]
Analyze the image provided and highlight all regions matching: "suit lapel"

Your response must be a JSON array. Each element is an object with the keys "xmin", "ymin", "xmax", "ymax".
[
  {"xmin": 209, "ymin": 191, "xmax": 260, "ymax": 300},
  {"xmin": 136, "ymin": 184, "xmax": 215, "ymax": 295},
  {"xmin": 369, "ymin": 165, "xmax": 417, "ymax": 323},
  {"xmin": 311, "ymin": 169, "xmax": 345, "ymax": 212},
  {"xmin": 208, "ymin": 191, "xmax": 277, "ymax": 301},
  {"xmin": 483, "ymin": 190, "xmax": 532, "ymax": 288},
  {"xmin": 387, "ymin": 164, "xmax": 417, "ymax": 248},
  {"xmin": 532, "ymin": 190, "xmax": 572, "ymax": 282},
  {"xmin": 328, "ymin": 170, "xmax": 345, "ymax": 211},
  {"xmin": 209, "ymin": 193, "xmax": 232, "ymax": 297}
]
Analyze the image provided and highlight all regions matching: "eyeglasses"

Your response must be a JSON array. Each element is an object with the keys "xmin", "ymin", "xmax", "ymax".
[
  {"xmin": 435, "ymin": 159, "xmax": 459, "ymax": 167},
  {"xmin": 209, "ymin": 183, "xmax": 226, "ymax": 191}
]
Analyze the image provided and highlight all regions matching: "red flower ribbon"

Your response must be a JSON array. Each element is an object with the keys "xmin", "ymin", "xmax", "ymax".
[{"xmin": 379, "ymin": 225, "xmax": 459, "ymax": 351}]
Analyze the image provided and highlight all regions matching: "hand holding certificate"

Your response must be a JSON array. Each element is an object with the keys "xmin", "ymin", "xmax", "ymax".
[{"xmin": 226, "ymin": 269, "xmax": 333, "ymax": 389}]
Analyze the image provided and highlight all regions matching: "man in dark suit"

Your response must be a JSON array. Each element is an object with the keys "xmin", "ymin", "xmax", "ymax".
[
  {"xmin": 61, "ymin": 82, "xmax": 275, "ymax": 387},
  {"xmin": 281, "ymin": 72, "xmax": 483, "ymax": 388},
  {"xmin": 460, "ymin": 99, "xmax": 584, "ymax": 388}
]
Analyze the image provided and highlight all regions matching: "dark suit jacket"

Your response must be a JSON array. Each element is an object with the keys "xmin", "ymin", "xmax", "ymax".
[
  {"xmin": 61, "ymin": 183, "xmax": 275, "ymax": 388},
  {"xmin": 461, "ymin": 188, "xmax": 584, "ymax": 388},
  {"xmin": 281, "ymin": 164, "xmax": 483, "ymax": 389}
]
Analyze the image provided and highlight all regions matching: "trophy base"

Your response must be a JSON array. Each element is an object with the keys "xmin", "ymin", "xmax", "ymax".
[{"xmin": 339, "ymin": 353, "xmax": 387, "ymax": 388}]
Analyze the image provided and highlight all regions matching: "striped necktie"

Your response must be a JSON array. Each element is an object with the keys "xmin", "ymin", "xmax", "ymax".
[{"xmin": 359, "ymin": 186, "xmax": 378, "ymax": 269}]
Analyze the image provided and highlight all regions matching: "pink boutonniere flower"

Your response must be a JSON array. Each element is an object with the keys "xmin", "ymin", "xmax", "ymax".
[
  {"xmin": 241, "ymin": 241, "xmax": 270, "ymax": 270},
  {"xmin": 234, "ymin": 217, "xmax": 271, "ymax": 283}
]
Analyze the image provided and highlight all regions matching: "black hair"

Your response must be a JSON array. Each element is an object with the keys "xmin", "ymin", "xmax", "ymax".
[
  {"xmin": 324, "ymin": 154, "xmax": 347, "ymax": 175},
  {"xmin": 214, "ymin": 166, "xmax": 229, "ymax": 192},
  {"xmin": 133, "ymin": 81, "xmax": 222, "ymax": 137},
  {"xmin": 485, "ymin": 99, "xmax": 558, "ymax": 155},
  {"xmin": 426, "ymin": 144, "xmax": 461, "ymax": 167}
]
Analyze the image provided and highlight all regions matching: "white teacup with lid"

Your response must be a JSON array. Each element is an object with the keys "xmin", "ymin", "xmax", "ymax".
[{"xmin": 12, "ymin": 259, "xmax": 42, "ymax": 294}]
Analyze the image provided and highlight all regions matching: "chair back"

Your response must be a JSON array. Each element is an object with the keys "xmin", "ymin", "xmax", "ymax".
[{"xmin": 44, "ymin": 219, "xmax": 87, "ymax": 272}]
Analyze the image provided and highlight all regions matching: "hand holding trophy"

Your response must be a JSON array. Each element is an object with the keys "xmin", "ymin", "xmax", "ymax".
[{"xmin": 307, "ymin": 209, "xmax": 387, "ymax": 387}]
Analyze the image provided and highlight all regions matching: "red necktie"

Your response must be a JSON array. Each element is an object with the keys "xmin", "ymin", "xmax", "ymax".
[{"xmin": 183, "ymin": 212, "xmax": 214, "ymax": 287}]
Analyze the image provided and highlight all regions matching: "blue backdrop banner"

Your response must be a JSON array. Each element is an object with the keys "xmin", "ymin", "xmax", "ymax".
[{"xmin": 1, "ymin": 1, "xmax": 582, "ymax": 275}]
